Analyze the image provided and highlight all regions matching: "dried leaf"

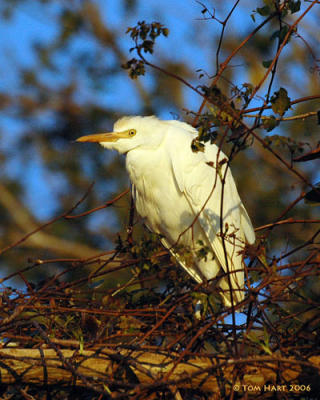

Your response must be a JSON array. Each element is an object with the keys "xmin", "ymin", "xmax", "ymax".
[{"xmin": 270, "ymin": 88, "xmax": 291, "ymax": 116}]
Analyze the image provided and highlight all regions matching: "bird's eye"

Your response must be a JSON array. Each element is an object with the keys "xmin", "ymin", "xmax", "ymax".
[{"xmin": 128, "ymin": 129, "xmax": 136, "ymax": 137}]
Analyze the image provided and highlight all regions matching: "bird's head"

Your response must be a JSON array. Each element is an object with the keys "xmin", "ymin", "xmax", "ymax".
[{"xmin": 76, "ymin": 116, "xmax": 164, "ymax": 154}]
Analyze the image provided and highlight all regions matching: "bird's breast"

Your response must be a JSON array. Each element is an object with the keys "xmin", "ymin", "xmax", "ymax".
[{"xmin": 125, "ymin": 149, "xmax": 195, "ymax": 244}]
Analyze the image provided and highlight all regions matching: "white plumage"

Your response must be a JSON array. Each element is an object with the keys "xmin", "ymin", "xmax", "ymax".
[{"xmin": 77, "ymin": 116, "xmax": 255, "ymax": 307}]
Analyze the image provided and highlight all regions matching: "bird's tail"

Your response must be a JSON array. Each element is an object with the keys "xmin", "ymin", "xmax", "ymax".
[{"xmin": 218, "ymin": 275, "xmax": 245, "ymax": 309}]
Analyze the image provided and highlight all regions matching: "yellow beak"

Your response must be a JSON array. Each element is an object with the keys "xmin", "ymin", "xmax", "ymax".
[{"xmin": 76, "ymin": 132, "xmax": 124, "ymax": 143}]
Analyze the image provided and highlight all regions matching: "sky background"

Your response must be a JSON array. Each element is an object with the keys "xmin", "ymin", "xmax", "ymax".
[{"xmin": 0, "ymin": 0, "xmax": 232, "ymax": 220}]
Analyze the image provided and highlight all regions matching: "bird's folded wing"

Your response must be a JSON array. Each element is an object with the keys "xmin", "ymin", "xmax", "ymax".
[
  {"xmin": 160, "ymin": 237, "xmax": 204, "ymax": 284},
  {"xmin": 168, "ymin": 134, "xmax": 255, "ymax": 302}
]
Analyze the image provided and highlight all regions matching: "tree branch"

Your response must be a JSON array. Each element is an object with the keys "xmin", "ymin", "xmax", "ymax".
[{"xmin": 0, "ymin": 348, "xmax": 318, "ymax": 394}]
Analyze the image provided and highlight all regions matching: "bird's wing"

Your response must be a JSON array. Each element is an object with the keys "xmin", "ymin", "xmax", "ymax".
[
  {"xmin": 160, "ymin": 237, "xmax": 204, "ymax": 284},
  {"xmin": 167, "ymin": 128, "xmax": 255, "ymax": 303},
  {"xmin": 239, "ymin": 203, "xmax": 256, "ymax": 245}
]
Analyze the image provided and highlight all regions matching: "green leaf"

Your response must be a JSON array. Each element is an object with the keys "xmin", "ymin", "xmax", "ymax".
[
  {"xmin": 122, "ymin": 58, "xmax": 145, "ymax": 79},
  {"xmin": 208, "ymin": 293, "xmax": 222, "ymax": 314},
  {"xmin": 103, "ymin": 385, "xmax": 112, "ymax": 395},
  {"xmin": 288, "ymin": 0, "xmax": 301, "ymax": 14},
  {"xmin": 270, "ymin": 26, "xmax": 290, "ymax": 44},
  {"xmin": 191, "ymin": 292, "xmax": 208, "ymax": 318},
  {"xmin": 256, "ymin": 6, "xmax": 271, "ymax": 16},
  {"xmin": 258, "ymin": 252, "xmax": 269, "ymax": 269},
  {"xmin": 79, "ymin": 336, "xmax": 84, "ymax": 354},
  {"xmin": 270, "ymin": 87, "xmax": 291, "ymax": 116},
  {"xmin": 191, "ymin": 138, "xmax": 205, "ymax": 153},
  {"xmin": 256, "ymin": 0, "xmax": 276, "ymax": 15},
  {"xmin": 261, "ymin": 344, "xmax": 273, "ymax": 355},
  {"xmin": 242, "ymin": 83, "xmax": 254, "ymax": 104},
  {"xmin": 250, "ymin": 270, "xmax": 261, "ymax": 283},
  {"xmin": 262, "ymin": 59, "xmax": 273, "ymax": 68},
  {"xmin": 262, "ymin": 115, "xmax": 279, "ymax": 132},
  {"xmin": 263, "ymin": 0, "xmax": 275, "ymax": 7},
  {"xmin": 125, "ymin": 21, "xmax": 169, "ymax": 58},
  {"xmin": 162, "ymin": 28, "xmax": 169, "ymax": 36},
  {"xmin": 279, "ymin": 26, "xmax": 289, "ymax": 43},
  {"xmin": 246, "ymin": 331, "xmax": 260, "ymax": 344}
]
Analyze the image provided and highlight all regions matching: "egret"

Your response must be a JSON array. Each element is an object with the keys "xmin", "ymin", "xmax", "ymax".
[{"xmin": 77, "ymin": 116, "xmax": 255, "ymax": 307}]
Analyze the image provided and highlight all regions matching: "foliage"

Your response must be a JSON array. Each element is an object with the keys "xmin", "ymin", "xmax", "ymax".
[
  {"xmin": 270, "ymin": 87, "xmax": 291, "ymax": 116},
  {"xmin": 0, "ymin": 0, "xmax": 320, "ymax": 399},
  {"xmin": 123, "ymin": 21, "xmax": 169, "ymax": 78}
]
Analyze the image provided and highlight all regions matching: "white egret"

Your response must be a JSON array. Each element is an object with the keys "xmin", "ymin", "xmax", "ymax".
[{"xmin": 77, "ymin": 116, "xmax": 255, "ymax": 307}]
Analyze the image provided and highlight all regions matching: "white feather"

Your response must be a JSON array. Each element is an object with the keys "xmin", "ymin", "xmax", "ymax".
[{"xmin": 79, "ymin": 116, "xmax": 255, "ymax": 308}]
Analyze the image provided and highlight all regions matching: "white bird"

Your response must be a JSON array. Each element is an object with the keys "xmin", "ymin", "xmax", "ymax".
[{"xmin": 77, "ymin": 116, "xmax": 255, "ymax": 308}]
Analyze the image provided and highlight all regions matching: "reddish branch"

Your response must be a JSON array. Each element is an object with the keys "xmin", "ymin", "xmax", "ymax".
[
  {"xmin": 256, "ymin": 217, "xmax": 320, "ymax": 231},
  {"xmin": 65, "ymin": 187, "xmax": 130, "ymax": 219}
]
